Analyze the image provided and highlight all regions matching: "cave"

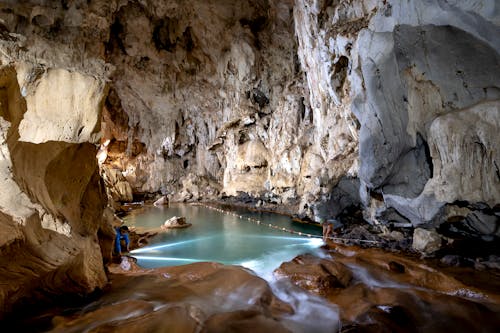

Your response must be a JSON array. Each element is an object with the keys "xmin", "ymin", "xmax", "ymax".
[{"xmin": 0, "ymin": 1, "xmax": 499, "ymax": 332}]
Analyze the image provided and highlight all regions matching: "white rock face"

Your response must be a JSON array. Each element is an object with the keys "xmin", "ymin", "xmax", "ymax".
[
  {"xmin": 18, "ymin": 67, "xmax": 104, "ymax": 144},
  {"xmin": 40, "ymin": 212, "xmax": 71, "ymax": 237},
  {"xmin": 0, "ymin": 116, "xmax": 40, "ymax": 225},
  {"xmin": 162, "ymin": 216, "xmax": 191, "ymax": 229},
  {"xmin": 384, "ymin": 101, "xmax": 499, "ymax": 226},
  {"xmin": 412, "ymin": 228, "xmax": 442, "ymax": 254},
  {"xmin": 427, "ymin": 102, "xmax": 499, "ymax": 206},
  {"xmin": 223, "ymin": 139, "xmax": 270, "ymax": 196}
]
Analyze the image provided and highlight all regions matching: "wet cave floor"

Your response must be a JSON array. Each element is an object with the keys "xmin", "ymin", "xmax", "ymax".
[{"xmin": 6, "ymin": 204, "xmax": 500, "ymax": 333}]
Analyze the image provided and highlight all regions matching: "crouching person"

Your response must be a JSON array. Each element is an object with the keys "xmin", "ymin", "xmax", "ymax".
[{"xmin": 114, "ymin": 225, "xmax": 130, "ymax": 256}]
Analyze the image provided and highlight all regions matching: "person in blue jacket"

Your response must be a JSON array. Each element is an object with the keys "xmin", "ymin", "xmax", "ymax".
[{"xmin": 114, "ymin": 225, "xmax": 130, "ymax": 255}]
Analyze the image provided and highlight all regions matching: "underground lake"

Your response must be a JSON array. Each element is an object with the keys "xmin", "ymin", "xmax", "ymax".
[{"xmin": 124, "ymin": 204, "xmax": 324, "ymax": 278}]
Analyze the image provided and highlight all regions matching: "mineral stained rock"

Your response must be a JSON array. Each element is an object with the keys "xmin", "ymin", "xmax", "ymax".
[{"xmin": 276, "ymin": 245, "xmax": 500, "ymax": 331}]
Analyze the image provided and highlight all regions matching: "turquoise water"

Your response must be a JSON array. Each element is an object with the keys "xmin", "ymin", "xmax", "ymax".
[
  {"xmin": 124, "ymin": 204, "xmax": 341, "ymax": 332},
  {"xmin": 124, "ymin": 204, "xmax": 323, "ymax": 277}
]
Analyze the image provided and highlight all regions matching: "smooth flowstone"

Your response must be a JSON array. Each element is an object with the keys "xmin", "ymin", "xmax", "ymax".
[
  {"xmin": 275, "ymin": 243, "xmax": 500, "ymax": 332},
  {"xmin": 274, "ymin": 253, "xmax": 352, "ymax": 295},
  {"xmin": 48, "ymin": 263, "xmax": 293, "ymax": 333}
]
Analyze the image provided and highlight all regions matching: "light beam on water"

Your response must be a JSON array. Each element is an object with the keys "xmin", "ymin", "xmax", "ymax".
[
  {"xmin": 130, "ymin": 236, "xmax": 217, "ymax": 253},
  {"xmin": 238, "ymin": 237, "xmax": 324, "ymax": 280},
  {"xmin": 244, "ymin": 235, "xmax": 322, "ymax": 241},
  {"xmin": 132, "ymin": 256, "xmax": 207, "ymax": 263}
]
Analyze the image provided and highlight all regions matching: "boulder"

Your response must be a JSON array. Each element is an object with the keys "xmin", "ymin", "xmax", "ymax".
[
  {"xmin": 274, "ymin": 254, "xmax": 352, "ymax": 296},
  {"xmin": 412, "ymin": 228, "xmax": 442, "ymax": 254},
  {"xmin": 126, "ymin": 228, "xmax": 158, "ymax": 252},
  {"xmin": 161, "ymin": 216, "xmax": 192, "ymax": 229},
  {"xmin": 153, "ymin": 196, "xmax": 168, "ymax": 207}
]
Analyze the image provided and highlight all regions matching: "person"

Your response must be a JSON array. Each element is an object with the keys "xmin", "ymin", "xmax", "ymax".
[
  {"xmin": 114, "ymin": 225, "xmax": 130, "ymax": 255},
  {"xmin": 322, "ymin": 219, "xmax": 334, "ymax": 243}
]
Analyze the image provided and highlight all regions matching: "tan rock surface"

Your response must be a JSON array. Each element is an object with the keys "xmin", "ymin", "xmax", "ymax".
[
  {"xmin": 275, "ymin": 244, "xmax": 500, "ymax": 331},
  {"xmin": 17, "ymin": 67, "xmax": 104, "ymax": 144},
  {"xmin": 274, "ymin": 253, "xmax": 353, "ymax": 295},
  {"xmin": 0, "ymin": 61, "xmax": 108, "ymax": 316},
  {"xmin": 101, "ymin": 165, "xmax": 134, "ymax": 204},
  {"xmin": 49, "ymin": 263, "xmax": 293, "ymax": 333}
]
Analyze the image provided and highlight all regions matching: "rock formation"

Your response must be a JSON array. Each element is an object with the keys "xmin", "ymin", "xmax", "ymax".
[
  {"xmin": 98, "ymin": 0, "xmax": 500, "ymax": 235},
  {"xmin": 275, "ymin": 244, "xmax": 500, "ymax": 332},
  {"xmin": 161, "ymin": 215, "xmax": 191, "ymax": 229},
  {"xmin": 351, "ymin": 3, "xmax": 500, "ymax": 230},
  {"xmin": 274, "ymin": 253, "xmax": 353, "ymax": 294},
  {"xmin": 42, "ymin": 263, "xmax": 298, "ymax": 332},
  {"xmin": 412, "ymin": 228, "xmax": 442, "ymax": 254},
  {"xmin": 0, "ymin": 64, "xmax": 108, "ymax": 315},
  {"xmin": 0, "ymin": 0, "xmax": 499, "ymax": 320}
]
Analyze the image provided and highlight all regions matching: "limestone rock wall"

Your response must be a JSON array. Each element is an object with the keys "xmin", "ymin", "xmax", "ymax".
[
  {"xmin": 286, "ymin": 0, "xmax": 499, "ymax": 231},
  {"xmin": 0, "ymin": 57, "xmax": 108, "ymax": 315},
  {"xmin": 2, "ymin": 0, "xmax": 497, "ymax": 226},
  {"xmin": 102, "ymin": 0, "xmax": 309, "ymax": 202},
  {"xmin": 95, "ymin": 0, "xmax": 499, "ymax": 229},
  {"xmin": 348, "ymin": 0, "xmax": 500, "ymax": 228},
  {"xmin": 96, "ymin": 0, "xmax": 361, "ymax": 218}
]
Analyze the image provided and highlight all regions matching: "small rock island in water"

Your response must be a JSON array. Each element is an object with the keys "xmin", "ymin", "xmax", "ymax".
[{"xmin": 161, "ymin": 216, "xmax": 192, "ymax": 229}]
